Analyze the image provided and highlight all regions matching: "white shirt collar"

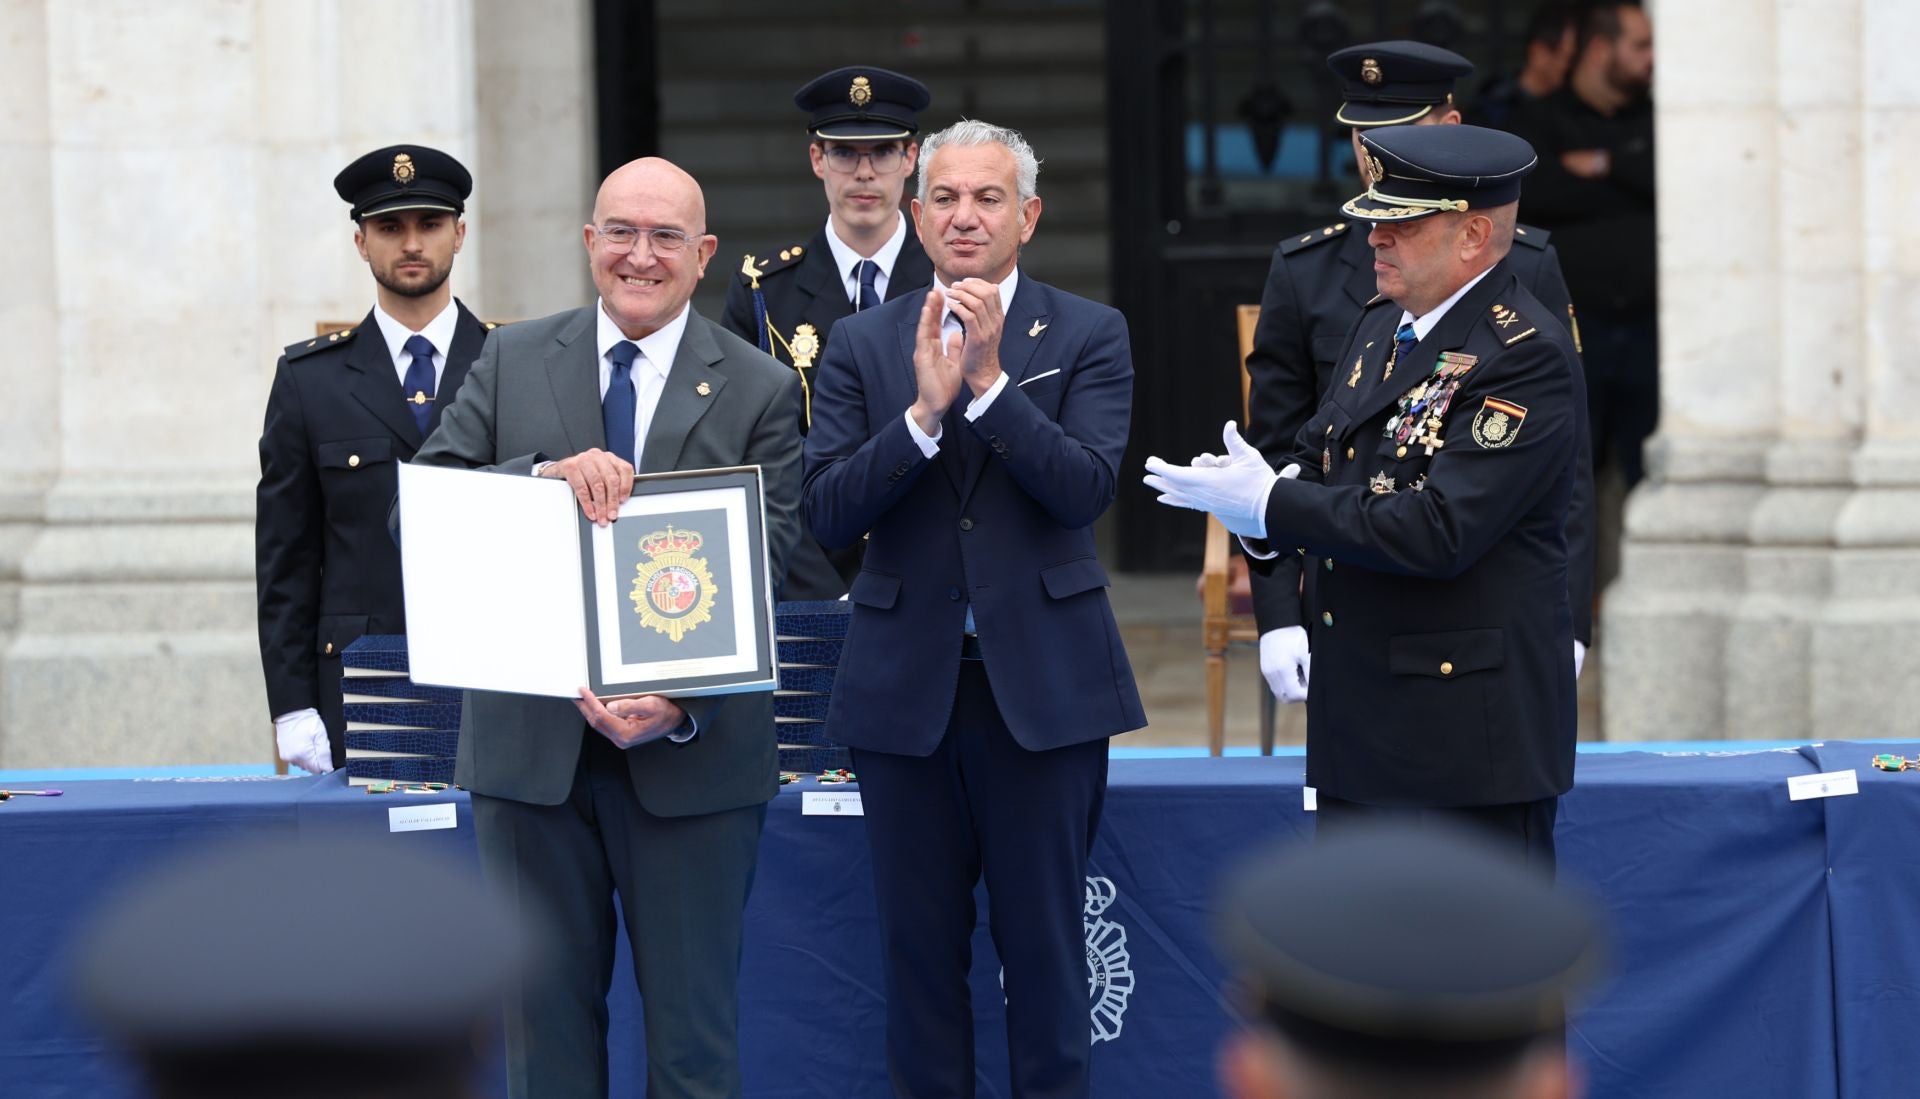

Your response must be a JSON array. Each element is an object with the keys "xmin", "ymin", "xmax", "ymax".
[
  {"xmin": 824, "ymin": 211, "xmax": 908, "ymax": 282},
  {"xmin": 1399, "ymin": 263, "xmax": 1497, "ymax": 342},
  {"xmin": 934, "ymin": 267, "xmax": 1021, "ymax": 330},
  {"xmin": 595, "ymin": 299, "xmax": 691, "ymax": 387},
  {"xmin": 371, "ymin": 299, "xmax": 459, "ymax": 384}
]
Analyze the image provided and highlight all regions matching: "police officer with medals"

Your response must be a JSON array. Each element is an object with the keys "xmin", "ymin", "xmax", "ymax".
[
  {"xmin": 721, "ymin": 66, "xmax": 935, "ymax": 599},
  {"xmin": 256, "ymin": 146, "xmax": 494, "ymax": 774},
  {"xmin": 1244, "ymin": 42, "xmax": 1595, "ymax": 711},
  {"xmin": 1148, "ymin": 125, "xmax": 1583, "ymax": 868}
]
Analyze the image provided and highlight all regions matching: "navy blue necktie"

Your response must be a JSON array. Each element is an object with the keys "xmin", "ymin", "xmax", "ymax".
[
  {"xmin": 402, "ymin": 335, "xmax": 436, "ymax": 436},
  {"xmin": 856, "ymin": 259, "xmax": 880, "ymax": 312},
  {"xmin": 604, "ymin": 341, "xmax": 638, "ymax": 466},
  {"xmin": 1387, "ymin": 321, "xmax": 1417, "ymax": 382}
]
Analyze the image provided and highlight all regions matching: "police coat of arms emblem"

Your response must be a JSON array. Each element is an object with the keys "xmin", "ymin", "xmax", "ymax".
[{"xmin": 628, "ymin": 525, "xmax": 718, "ymax": 642}]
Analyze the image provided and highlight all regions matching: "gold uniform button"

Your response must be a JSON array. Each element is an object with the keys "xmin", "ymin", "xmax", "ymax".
[
  {"xmin": 1324, "ymin": 558, "xmax": 1333, "ymax": 571},
  {"xmin": 1322, "ymin": 611, "xmax": 1334, "ymax": 627},
  {"xmin": 1440, "ymin": 661, "xmax": 1454, "ymax": 676},
  {"xmin": 1345, "ymin": 446, "xmax": 1355, "ymax": 460},
  {"xmin": 1395, "ymin": 445, "xmax": 1408, "ymax": 458},
  {"xmin": 325, "ymin": 642, "xmax": 334, "ymax": 655},
  {"xmin": 347, "ymin": 454, "xmax": 360, "ymax": 468}
]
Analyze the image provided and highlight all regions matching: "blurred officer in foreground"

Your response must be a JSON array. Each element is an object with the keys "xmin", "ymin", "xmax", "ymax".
[
  {"xmin": 722, "ymin": 66, "xmax": 936, "ymax": 599},
  {"xmin": 75, "ymin": 834, "xmax": 528, "ymax": 1099},
  {"xmin": 1214, "ymin": 826, "xmax": 1603, "ymax": 1099},
  {"xmin": 1149, "ymin": 126, "xmax": 1583, "ymax": 868},
  {"xmin": 257, "ymin": 144, "xmax": 495, "ymax": 774},
  {"xmin": 1244, "ymin": 41, "xmax": 1594, "ymax": 712}
]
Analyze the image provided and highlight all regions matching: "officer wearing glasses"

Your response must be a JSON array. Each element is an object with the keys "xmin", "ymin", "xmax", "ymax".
[{"xmin": 722, "ymin": 65, "xmax": 936, "ymax": 599}]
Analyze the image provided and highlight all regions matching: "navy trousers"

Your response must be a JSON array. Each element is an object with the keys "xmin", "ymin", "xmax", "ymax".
[{"xmin": 853, "ymin": 659, "xmax": 1109, "ymax": 1099}]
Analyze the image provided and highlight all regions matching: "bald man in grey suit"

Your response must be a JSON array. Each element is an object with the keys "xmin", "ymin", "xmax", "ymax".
[{"xmin": 413, "ymin": 158, "xmax": 801, "ymax": 1099}]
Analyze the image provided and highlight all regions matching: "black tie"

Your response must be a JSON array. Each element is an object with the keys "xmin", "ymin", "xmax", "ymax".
[{"xmin": 856, "ymin": 259, "xmax": 881, "ymax": 312}]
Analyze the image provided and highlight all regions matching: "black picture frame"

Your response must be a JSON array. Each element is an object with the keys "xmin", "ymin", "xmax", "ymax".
[{"xmin": 576, "ymin": 466, "xmax": 777, "ymax": 699}]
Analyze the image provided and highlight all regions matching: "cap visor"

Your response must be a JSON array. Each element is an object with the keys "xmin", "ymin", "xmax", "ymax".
[
  {"xmin": 811, "ymin": 122, "xmax": 914, "ymax": 141},
  {"xmin": 356, "ymin": 198, "xmax": 462, "ymax": 219},
  {"xmin": 1340, "ymin": 192, "xmax": 1442, "ymax": 223},
  {"xmin": 1335, "ymin": 102, "xmax": 1436, "ymax": 128}
]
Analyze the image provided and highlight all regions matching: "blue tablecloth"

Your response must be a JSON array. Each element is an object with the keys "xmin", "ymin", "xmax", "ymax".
[{"xmin": 4, "ymin": 746, "xmax": 1911, "ymax": 1098}]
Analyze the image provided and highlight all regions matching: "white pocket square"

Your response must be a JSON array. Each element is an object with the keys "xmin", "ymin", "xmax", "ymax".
[{"xmin": 1018, "ymin": 368, "xmax": 1062, "ymax": 387}]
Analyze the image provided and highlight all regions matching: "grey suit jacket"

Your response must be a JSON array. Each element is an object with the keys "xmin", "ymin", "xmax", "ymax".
[{"xmin": 413, "ymin": 304, "xmax": 804, "ymax": 816}]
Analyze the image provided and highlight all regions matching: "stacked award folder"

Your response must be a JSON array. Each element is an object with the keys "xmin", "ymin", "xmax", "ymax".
[
  {"xmin": 340, "ymin": 635, "xmax": 462, "ymax": 785},
  {"xmin": 771, "ymin": 600, "xmax": 852, "ymax": 775},
  {"xmin": 339, "ymin": 601, "xmax": 853, "ymax": 785}
]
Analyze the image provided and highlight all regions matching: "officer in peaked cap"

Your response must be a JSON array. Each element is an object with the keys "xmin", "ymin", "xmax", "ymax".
[
  {"xmin": 1149, "ymin": 124, "xmax": 1586, "ymax": 868},
  {"xmin": 74, "ymin": 834, "xmax": 531, "ymax": 1099},
  {"xmin": 1241, "ymin": 40, "xmax": 1595, "ymax": 720},
  {"xmin": 721, "ymin": 66, "xmax": 936, "ymax": 601},
  {"xmin": 1213, "ymin": 827, "xmax": 1603, "ymax": 1099},
  {"xmin": 257, "ymin": 143, "xmax": 497, "ymax": 777}
]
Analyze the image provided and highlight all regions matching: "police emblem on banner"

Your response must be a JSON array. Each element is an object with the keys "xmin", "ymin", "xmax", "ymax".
[
  {"xmin": 1084, "ymin": 876, "xmax": 1135, "ymax": 1042},
  {"xmin": 1471, "ymin": 396, "xmax": 1529, "ymax": 449},
  {"xmin": 628, "ymin": 525, "xmax": 718, "ymax": 642}
]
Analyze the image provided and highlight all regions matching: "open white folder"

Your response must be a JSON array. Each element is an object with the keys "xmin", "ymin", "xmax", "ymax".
[{"xmin": 396, "ymin": 462, "xmax": 776, "ymax": 700}]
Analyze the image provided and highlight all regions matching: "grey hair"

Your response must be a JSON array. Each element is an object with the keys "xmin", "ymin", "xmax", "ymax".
[{"xmin": 916, "ymin": 119, "xmax": 1042, "ymax": 203}]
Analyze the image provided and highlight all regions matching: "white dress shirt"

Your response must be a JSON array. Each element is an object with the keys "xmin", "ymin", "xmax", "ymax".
[
  {"xmin": 371, "ymin": 299, "xmax": 459, "ymax": 390},
  {"xmin": 595, "ymin": 299, "xmax": 692, "ymax": 464},
  {"xmin": 823, "ymin": 212, "xmax": 909, "ymax": 308},
  {"xmin": 903, "ymin": 267, "xmax": 1020, "ymax": 457}
]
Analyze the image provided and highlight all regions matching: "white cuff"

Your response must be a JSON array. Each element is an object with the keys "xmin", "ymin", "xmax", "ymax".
[
  {"xmin": 273, "ymin": 707, "xmax": 321, "ymax": 728},
  {"xmin": 666, "ymin": 707, "xmax": 699, "ymax": 744},
  {"xmin": 963, "ymin": 372, "xmax": 1010, "ymax": 421},
  {"xmin": 904, "ymin": 408, "xmax": 943, "ymax": 457},
  {"xmin": 1238, "ymin": 535, "xmax": 1282, "ymax": 561}
]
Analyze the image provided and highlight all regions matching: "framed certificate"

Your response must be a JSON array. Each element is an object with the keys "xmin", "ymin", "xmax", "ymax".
[
  {"xmin": 578, "ymin": 468, "xmax": 777, "ymax": 697},
  {"xmin": 397, "ymin": 462, "xmax": 777, "ymax": 700}
]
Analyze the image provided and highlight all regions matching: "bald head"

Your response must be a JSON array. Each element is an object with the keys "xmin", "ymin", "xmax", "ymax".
[
  {"xmin": 592, "ymin": 156, "xmax": 707, "ymax": 234},
  {"xmin": 583, "ymin": 156, "xmax": 718, "ymax": 339}
]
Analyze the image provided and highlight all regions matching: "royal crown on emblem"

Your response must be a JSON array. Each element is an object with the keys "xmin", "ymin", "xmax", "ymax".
[{"xmin": 640, "ymin": 526, "xmax": 704, "ymax": 557}]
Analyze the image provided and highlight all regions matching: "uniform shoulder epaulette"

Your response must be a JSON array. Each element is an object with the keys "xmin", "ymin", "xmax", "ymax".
[
  {"xmin": 737, "ymin": 243, "xmax": 809, "ymax": 286},
  {"xmin": 1510, "ymin": 223, "xmax": 1551, "ymax": 250},
  {"xmin": 285, "ymin": 326, "xmax": 357, "ymax": 361},
  {"xmin": 482, "ymin": 319, "xmax": 505, "ymax": 331},
  {"xmin": 1278, "ymin": 222, "xmax": 1351, "ymax": 256},
  {"xmin": 1486, "ymin": 301, "xmax": 1539, "ymax": 346}
]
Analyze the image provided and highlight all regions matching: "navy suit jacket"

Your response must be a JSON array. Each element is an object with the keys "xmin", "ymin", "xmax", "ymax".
[{"xmin": 803, "ymin": 274, "xmax": 1145, "ymax": 755}]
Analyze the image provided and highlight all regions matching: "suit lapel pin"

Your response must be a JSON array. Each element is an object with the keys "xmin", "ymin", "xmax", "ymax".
[
  {"xmin": 695, "ymin": 381, "xmax": 712, "ymax": 397},
  {"xmin": 1028, "ymin": 320, "xmax": 1048, "ymax": 338}
]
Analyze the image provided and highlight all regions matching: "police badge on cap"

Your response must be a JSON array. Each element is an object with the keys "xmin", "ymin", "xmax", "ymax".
[{"xmin": 333, "ymin": 144, "xmax": 473, "ymax": 222}]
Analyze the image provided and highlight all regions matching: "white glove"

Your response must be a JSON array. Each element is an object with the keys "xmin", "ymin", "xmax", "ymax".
[
  {"xmin": 1573, "ymin": 640, "xmax": 1587, "ymax": 681},
  {"xmin": 1144, "ymin": 422, "xmax": 1296, "ymax": 539},
  {"xmin": 274, "ymin": 708, "xmax": 335, "ymax": 775},
  {"xmin": 1260, "ymin": 627, "xmax": 1311, "ymax": 703}
]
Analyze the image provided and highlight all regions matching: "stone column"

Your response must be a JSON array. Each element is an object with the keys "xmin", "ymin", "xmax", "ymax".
[
  {"xmin": 474, "ymin": 0, "xmax": 596, "ymax": 321},
  {"xmin": 1605, "ymin": 0, "xmax": 1920, "ymax": 740},
  {"xmin": 0, "ymin": 0, "xmax": 492, "ymax": 766}
]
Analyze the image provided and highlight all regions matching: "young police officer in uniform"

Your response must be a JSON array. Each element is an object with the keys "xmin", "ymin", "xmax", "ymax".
[
  {"xmin": 1150, "ymin": 126, "xmax": 1582, "ymax": 868},
  {"xmin": 256, "ymin": 146, "xmax": 494, "ymax": 773},
  {"xmin": 1244, "ymin": 42, "xmax": 1594, "ymax": 709},
  {"xmin": 721, "ymin": 66, "xmax": 936, "ymax": 599}
]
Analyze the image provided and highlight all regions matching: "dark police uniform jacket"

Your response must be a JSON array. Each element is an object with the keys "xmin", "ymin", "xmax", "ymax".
[
  {"xmin": 721, "ymin": 220, "xmax": 934, "ymax": 600},
  {"xmin": 255, "ymin": 302, "xmax": 491, "ymax": 767},
  {"xmin": 1244, "ymin": 222, "xmax": 1594, "ymax": 645},
  {"xmin": 1249, "ymin": 261, "xmax": 1578, "ymax": 807}
]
